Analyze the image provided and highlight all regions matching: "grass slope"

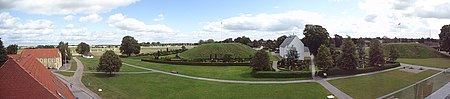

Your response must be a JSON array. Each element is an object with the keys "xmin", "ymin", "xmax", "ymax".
[
  {"xmin": 382, "ymin": 43, "xmax": 446, "ymax": 58},
  {"xmin": 82, "ymin": 73, "xmax": 331, "ymax": 99},
  {"xmin": 180, "ymin": 43, "xmax": 256, "ymax": 60},
  {"xmin": 329, "ymin": 70, "xmax": 439, "ymax": 99},
  {"xmin": 397, "ymin": 58, "xmax": 450, "ymax": 69}
]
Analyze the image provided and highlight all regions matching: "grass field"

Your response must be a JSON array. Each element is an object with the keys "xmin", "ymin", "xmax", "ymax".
[
  {"xmin": 76, "ymin": 57, "xmax": 147, "ymax": 72},
  {"xmin": 57, "ymin": 72, "xmax": 75, "ymax": 77},
  {"xmin": 82, "ymin": 73, "xmax": 331, "ymax": 99},
  {"xmin": 180, "ymin": 43, "xmax": 256, "ymax": 60},
  {"xmin": 122, "ymin": 57, "xmax": 311, "ymax": 81},
  {"xmin": 69, "ymin": 59, "xmax": 77, "ymax": 71},
  {"xmin": 397, "ymin": 58, "xmax": 450, "ymax": 69},
  {"xmin": 329, "ymin": 70, "xmax": 439, "ymax": 99},
  {"xmin": 382, "ymin": 43, "xmax": 446, "ymax": 58}
]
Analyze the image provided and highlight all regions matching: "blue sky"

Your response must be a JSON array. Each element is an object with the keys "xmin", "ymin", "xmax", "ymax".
[{"xmin": 1, "ymin": 0, "xmax": 449, "ymax": 46}]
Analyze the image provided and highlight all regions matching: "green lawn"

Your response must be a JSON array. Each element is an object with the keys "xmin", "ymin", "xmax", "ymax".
[
  {"xmin": 82, "ymin": 73, "xmax": 331, "ymax": 99},
  {"xmin": 122, "ymin": 58, "xmax": 311, "ymax": 81},
  {"xmin": 69, "ymin": 59, "xmax": 77, "ymax": 71},
  {"xmin": 269, "ymin": 53, "xmax": 279, "ymax": 61},
  {"xmin": 329, "ymin": 70, "xmax": 439, "ymax": 99},
  {"xmin": 57, "ymin": 72, "xmax": 75, "ymax": 77},
  {"xmin": 397, "ymin": 58, "xmax": 450, "ymax": 69},
  {"xmin": 76, "ymin": 57, "xmax": 147, "ymax": 72}
]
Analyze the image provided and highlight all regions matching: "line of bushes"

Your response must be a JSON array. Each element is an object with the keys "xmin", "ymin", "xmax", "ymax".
[
  {"xmin": 251, "ymin": 70, "xmax": 312, "ymax": 78},
  {"xmin": 141, "ymin": 59, "xmax": 250, "ymax": 66},
  {"xmin": 317, "ymin": 62, "xmax": 401, "ymax": 77}
]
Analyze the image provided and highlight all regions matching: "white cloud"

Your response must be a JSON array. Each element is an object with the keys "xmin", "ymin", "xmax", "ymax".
[
  {"xmin": 108, "ymin": 13, "xmax": 175, "ymax": 33},
  {"xmin": 66, "ymin": 24, "xmax": 75, "ymax": 29},
  {"xmin": 79, "ymin": 14, "xmax": 103, "ymax": 23},
  {"xmin": 0, "ymin": 12, "xmax": 56, "ymax": 45},
  {"xmin": 0, "ymin": 0, "xmax": 139, "ymax": 15},
  {"xmin": 64, "ymin": 15, "xmax": 75, "ymax": 21},
  {"xmin": 153, "ymin": 14, "xmax": 164, "ymax": 21}
]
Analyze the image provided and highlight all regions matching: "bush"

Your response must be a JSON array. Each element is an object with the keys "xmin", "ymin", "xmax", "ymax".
[
  {"xmin": 251, "ymin": 70, "xmax": 312, "ymax": 78},
  {"xmin": 317, "ymin": 62, "xmax": 400, "ymax": 77},
  {"xmin": 141, "ymin": 59, "xmax": 249, "ymax": 66}
]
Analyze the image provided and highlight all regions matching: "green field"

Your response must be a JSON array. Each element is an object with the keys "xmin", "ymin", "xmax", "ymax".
[
  {"xmin": 397, "ymin": 58, "xmax": 450, "ymax": 69},
  {"xmin": 57, "ymin": 72, "xmax": 75, "ymax": 77},
  {"xmin": 122, "ymin": 58, "xmax": 310, "ymax": 81},
  {"xmin": 329, "ymin": 70, "xmax": 439, "ymax": 99},
  {"xmin": 180, "ymin": 43, "xmax": 256, "ymax": 60},
  {"xmin": 69, "ymin": 59, "xmax": 77, "ymax": 71},
  {"xmin": 76, "ymin": 57, "xmax": 147, "ymax": 72},
  {"xmin": 82, "ymin": 73, "xmax": 331, "ymax": 99},
  {"xmin": 382, "ymin": 43, "xmax": 446, "ymax": 58}
]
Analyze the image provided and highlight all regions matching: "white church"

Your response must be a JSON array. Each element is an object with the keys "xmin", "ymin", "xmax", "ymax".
[{"xmin": 279, "ymin": 35, "xmax": 310, "ymax": 60}]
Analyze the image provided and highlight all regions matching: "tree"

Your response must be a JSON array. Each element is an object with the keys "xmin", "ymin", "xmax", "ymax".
[
  {"xmin": 337, "ymin": 36, "xmax": 358, "ymax": 70},
  {"xmin": 250, "ymin": 50, "xmax": 270, "ymax": 71},
  {"xmin": 0, "ymin": 38, "xmax": 7, "ymax": 66},
  {"xmin": 439, "ymin": 24, "xmax": 450, "ymax": 54},
  {"xmin": 120, "ymin": 36, "xmax": 141, "ymax": 56},
  {"xmin": 284, "ymin": 47, "xmax": 299, "ymax": 69},
  {"xmin": 234, "ymin": 36, "xmax": 252, "ymax": 46},
  {"xmin": 76, "ymin": 42, "xmax": 90, "ymax": 54},
  {"xmin": 315, "ymin": 44, "xmax": 333, "ymax": 71},
  {"xmin": 301, "ymin": 24, "xmax": 330, "ymax": 55},
  {"xmin": 205, "ymin": 39, "xmax": 215, "ymax": 43},
  {"xmin": 369, "ymin": 39, "xmax": 384, "ymax": 67},
  {"xmin": 334, "ymin": 34, "xmax": 343, "ymax": 48},
  {"xmin": 387, "ymin": 47, "xmax": 399, "ymax": 63},
  {"xmin": 356, "ymin": 38, "xmax": 366, "ymax": 68},
  {"xmin": 6, "ymin": 44, "xmax": 18, "ymax": 54},
  {"xmin": 223, "ymin": 53, "xmax": 233, "ymax": 62},
  {"xmin": 223, "ymin": 38, "xmax": 234, "ymax": 43},
  {"xmin": 198, "ymin": 40, "xmax": 205, "ymax": 44},
  {"xmin": 276, "ymin": 35, "xmax": 288, "ymax": 47},
  {"xmin": 181, "ymin": 46, "xmax": 187, "ymax": 51},
  {"xmin": 57, "ymin": 42, "xmax": 72, "ymax": 62},
  {"xmin": 97, "ymin": 50, "xmax": 122, "ymax": 76},
  {"xmin": 264, "ymin": 40, "xmax": 276, "ymax": 50}
]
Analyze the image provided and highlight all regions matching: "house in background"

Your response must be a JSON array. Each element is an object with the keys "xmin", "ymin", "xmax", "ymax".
[
  {"xmin": 82, "ymin": 52, "xmax": 94, "ymax": 58},
  {"xmin": 20, "ymin": 48, "xmax": 62, "ymax": 69},
  {"xmin": 279, "ymin": 35, "xmax": 306, "ymax": 60},
  {"xmin": 0, "ymin": 55, "xmax": 75, "ymax": 99},
  {"xmin": 252, "ymin": 46, "xmax": 264, "ymax": 50}
]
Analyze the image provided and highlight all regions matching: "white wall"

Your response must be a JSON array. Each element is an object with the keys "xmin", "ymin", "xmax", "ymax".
[{"xmin": 279, "ymin": 36, "xmax": 305, "ymax": 60}]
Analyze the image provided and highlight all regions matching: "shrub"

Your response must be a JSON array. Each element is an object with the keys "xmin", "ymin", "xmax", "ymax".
[
  {"xmin": 317, "ymin": 62, "xmax": 400, "ymax": 77},
  {"xmin": 251, "ymin": 70, "xmax": 312, "ymax": 78}
]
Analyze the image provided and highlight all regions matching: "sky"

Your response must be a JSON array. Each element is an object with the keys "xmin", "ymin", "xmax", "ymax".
[{"xmin": 1, "ymin": 0, "xmax": 450, "ymax": 46}]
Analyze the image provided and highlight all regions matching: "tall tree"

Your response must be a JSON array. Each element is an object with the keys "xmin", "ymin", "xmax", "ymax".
[
  {"xmin": 284, "ymin": 47, "xmax": 299, "ymax": 70},
  {"xmin": 439, "ymin": 24, "xmax": 450, "ymax": 54},
  {"xmin": 97, "ymin": 50, "xmax": 122, "ymax": 76},
  {"xmin": 234, "ymin": 36, "xmax": 252, "ymax": 46},
  {"xmin": 0, "ymin": 38, "xmax": 7, "ymax": 66},
  {"xmin": 387, "ymin": 47, "xmax": 399, "ymax": 63},
  {"xmin": 264, "ymin": 40, "xmax": 276, "ymax": 50},
  {"xmin": 223, "ymin": 38, "xmax": 234, "ymax": 43},
  {"xmin": 57, "ymin": 42, "xmax": 72, "ymax": 62},
  {"xmin": 337, "ymin": 36, "xmax": 358, "ymax": 70},
  {"xmin": 315, "ymin": 44, "xmax": 333, "ymax": 71},
  {"xmin": 76, "ymin": 42, "xmax": 90, "ymax": 54},
  {"xmin": 250, "ymin": 50, "xmax": 270, "ymax": 71},
  {"xmin": 301, "ymin": 24, "xmax": 330, "ymax": 55},
  {"xmin": 369, "ymin": 39, "xmax": 384, "ymax": 67},
  {"xmin": 6, "ymin": 44, "xmax": 18, "ymax": 54},
  {"xmin": 276, "ymin": 35, "xmax": 288, "ymax": 47},
  {"xmin": 334, "ymin": 34, "xmax": 343, "ymax": 48},
  {"xmin": 120, "ymin": 36, "xmax": 141, "ymax": 56},
  {"xmin": 356, "ymin": 38, "xmax": 366, "ymax": 68}
]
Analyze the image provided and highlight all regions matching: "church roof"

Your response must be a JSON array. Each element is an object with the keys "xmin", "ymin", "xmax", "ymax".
[{"xmin": 279, "ymin": 35, "xmax": 297, "ymax": 48}]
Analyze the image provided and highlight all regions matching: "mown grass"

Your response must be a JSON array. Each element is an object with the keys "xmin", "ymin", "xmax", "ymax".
[
  {"xmin": 69, "ymin": 59, "xmax": 77, "ymax": 71},
  {"xmin": 329, "ymin": 70, "xmax": 439, "ymax": 99},
  {"xmin": 76, "ymin": 57, "xmax": 147, "ymax": 72},
  {"xmin": 121, "ymin": 58, "xmax": 311, "ymax": 81},
  {"xmin": 179, "ymin": 43, "xmax": 256, "ymax": 60},
  {"xmin": 57, "ymin": 72, "xmax": 75, "ymax": 77},
  {"xmin": 82, "ymin": 73, "xmax": 331, "ymax": 99},
  {"xmin": 397, "ymin": 58, "xmax": 450, "ymax": 69},
  {"xmin": 382, "ymin": 43, "xmax": 446, "ymax": 58}
]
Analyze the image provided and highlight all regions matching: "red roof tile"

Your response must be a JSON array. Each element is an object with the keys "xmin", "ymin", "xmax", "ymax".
[
  {"xmin": 0, "ymin": 56, "xmax": 75, "ymax": 99},
  {"xmin": 21, "ymin": 48, "xmax": 61, "ymax": 58}
]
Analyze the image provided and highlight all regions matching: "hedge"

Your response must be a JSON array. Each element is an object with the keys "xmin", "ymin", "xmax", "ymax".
[
  {"xmin": 317, "ymin": 62, "xmax": 401, "ymax": 77},
  {"xmin": 251, "ymin": 70, "xmax": 312, "ymax": 78},
  {"xmin": 141, "ymin": 59, "xmax": 250, "ymax": 66}
]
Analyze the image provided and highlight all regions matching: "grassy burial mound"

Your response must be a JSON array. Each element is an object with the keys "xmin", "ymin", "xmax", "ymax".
[
  {"xmin": 179, "ymin": 43, "xmax": 256, "ymax": 60},
  {"xmin": 382, "ymin": 43, "xmax": 446, "ymax": 58}
]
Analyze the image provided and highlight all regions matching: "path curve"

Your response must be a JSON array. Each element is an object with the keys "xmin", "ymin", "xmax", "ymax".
[{"xmin": 71, "ymin": 57, "xmax": 102, "ymax": 99}]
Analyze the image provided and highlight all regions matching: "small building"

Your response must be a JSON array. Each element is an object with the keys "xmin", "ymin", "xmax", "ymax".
[
  {"xmin": 0, "ymin": 55, "xmax": 75, "ymax": 99},
  {"xmin": 20, "ymin": 48, "xmax": 63, "ymax": 69},
  {"xmin": 279, "ymin": 35, "xmax": 306, "ymax": 60},
  {"xmin": 82, "ymin": 52, "xmax": 94, "ymax": 58},
  {"xmin": 252, "ymin": 46, "xmax": 264, "ymax": 50}
]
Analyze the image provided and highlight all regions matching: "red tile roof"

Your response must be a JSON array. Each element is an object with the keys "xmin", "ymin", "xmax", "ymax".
[
  {"xmin": 21, "ymin": 48, "xmax": 61, "ymax": 58},
  {"xmin": 0, "ymin": 56, "xmax": 75, "ymax": 99},
  {"xmin": 7, "ymin": 54, "xmax": 20, "ymax": 60}
]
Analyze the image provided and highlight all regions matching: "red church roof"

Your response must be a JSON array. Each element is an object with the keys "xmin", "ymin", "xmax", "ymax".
[
  {"xmin": 0, "ymin": 55, "xmax": 75, "ymax": 99},
  {"xmin": 21, "ymin": 48, "xmax": 61, "ymax": 58}
]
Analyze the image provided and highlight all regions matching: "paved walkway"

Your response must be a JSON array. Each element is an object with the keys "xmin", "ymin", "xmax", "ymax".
[
  {"xmin": 401, "ymin": 63, "xmax": 446, "ymax": 71},
  {"xmin": 426, "ymin": 82, "xmax": 450, "ymax": 99},
  {"xmin": 55, "ymin": 70, "xmax": 153, "ymax": 74},
  {"xmin": 55, "ymin": 57, "xmax": 102, "ymax": 99},
  {"xmin": 272, "ymin": 61, "xmax": 280, "ymax": 72}
]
